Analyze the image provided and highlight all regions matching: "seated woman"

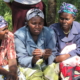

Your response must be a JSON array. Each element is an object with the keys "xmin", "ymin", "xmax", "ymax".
[
  {"xmin": 14, "ymin": 8, "xmax": 58, "ymax": 80},
  {"xmin": 49, "ymin": 2, "xmax": 80, "ymax": 80},
  {"xmin": 0, "ymin": 16, "xmax": 17, "ymax": 80}
]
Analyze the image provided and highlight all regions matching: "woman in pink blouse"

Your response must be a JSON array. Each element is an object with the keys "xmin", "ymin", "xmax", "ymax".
[{"xmin": 0, "ymin": 16, "xmax": 17, "ymax": 80}]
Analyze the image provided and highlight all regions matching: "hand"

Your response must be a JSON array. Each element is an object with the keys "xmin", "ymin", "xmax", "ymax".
[
  {"xmin": 32, "ymin": 49, "xmax": 44, "ymax": 64},
  {"xmin": 32, "ymin": 56, "xmax": 41, "ymax": 64},
  {"xmin": 5, "ymin": 72, "xmax": 18, "ymax": 80},
  {"xmin": 32, "ymin": 49, "xmax": 43, "ymax": 57},
  {"xmin": 43, "ymin": 49, "xmax": 52, "ymax": 60}
]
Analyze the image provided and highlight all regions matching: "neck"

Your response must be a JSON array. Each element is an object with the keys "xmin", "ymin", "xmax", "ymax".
[
  {"xmin": 63, "ymin": 30, "xmax": 70, "ymax": 34},
  {"xmin": 63, "ymin": 27, "xmax": 71, "ymax": 35},
  {"xmin": 32, "ymin": 36, "xmax": 38, "ymax": 44}
]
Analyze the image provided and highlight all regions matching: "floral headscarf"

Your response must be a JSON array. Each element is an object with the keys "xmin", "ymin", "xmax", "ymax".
[
  {"xmin": 58, "ymin": 2, "xmax": 78, "ymax": 16},
  {"xmin": 0, "ymin": 16, "xmax": 8, "ymax": 28}
]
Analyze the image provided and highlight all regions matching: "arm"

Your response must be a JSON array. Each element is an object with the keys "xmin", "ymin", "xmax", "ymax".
[
  {"xmin": 49, "ymin": 24, "xmax": 71, "ymax": 63},
  {"xmin": 55, "ymin": 54, "xmax": 70, "ymax": 62},
  {"xmin": 5, "ymin": 59, "xmax": 18, "ymax": 80},
  {"xmin": 6, "ymin": 32, "xmax": 18, "ymax": 80},
  {"xmin": 69, "ymin": 33, "xmax": 80, "ymax": 56},
  {"xmin": 15, "ymin": 35, "xmax": 33, "ymax": 68},
  {"xmin": 55, "ymin": 34, "xmax": 80, "ymax": 63},
  {"xmin": 0, "ymin": 65, "xmax": 17, "ymax": 80},
  {"xmin": 45, "ymin": 29, "xmax": 58, "ymax": 65},
  {"xmin": 0, "ymin": 34, "xmax": 17, "ymax": 80},
  {"xmin": 9, "ymin": 59, "xmax": 17, "ymax": 74},
  {"xmin": 0, "ymin": 66, "xmax": 9, "ymax": 76}
]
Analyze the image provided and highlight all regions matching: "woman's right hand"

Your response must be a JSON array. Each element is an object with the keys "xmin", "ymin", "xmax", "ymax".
[{"xmin": 32, "ymin": 49, "xmax": 43, "ymax": 64}]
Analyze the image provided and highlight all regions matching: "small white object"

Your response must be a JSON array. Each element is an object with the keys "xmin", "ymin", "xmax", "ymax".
[{"xmin": 60, "ymin": 44, "xmax": 80, "ymax": 66}]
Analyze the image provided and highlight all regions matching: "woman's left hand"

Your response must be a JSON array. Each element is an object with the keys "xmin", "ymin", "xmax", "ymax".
[{"xmin": 43, "ymin": 49, "xmax": 52, "ymax": 60}]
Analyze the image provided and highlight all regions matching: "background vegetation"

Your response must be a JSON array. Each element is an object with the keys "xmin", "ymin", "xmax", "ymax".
[{"xmin": 0, "ymin": 0, "xmax": 80, "ymax": 31}]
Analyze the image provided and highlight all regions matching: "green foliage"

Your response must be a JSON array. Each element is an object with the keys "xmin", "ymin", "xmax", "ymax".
[
  {"xmin": 1, "ymin": 0, "xmax": 80, "ymax": 31},
  {"xmin": 4, "ymin": 12, "xmax": 12, "ymax": 31},
  {"xmin": 56, "ymin": 0, "xmax": 80, "ymax": 22},
  {"xmin": 0, "ymin": 0, "xmax": 12, "ymax": 31}
]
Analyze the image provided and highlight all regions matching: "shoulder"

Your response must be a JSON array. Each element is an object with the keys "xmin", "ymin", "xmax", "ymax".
[
  {"xmin": 5, "ymin": 31, "xmax": 15, "ymax": 43},
  {"xmin": 14, "ymin": 26, "xmax": 27, "ymax": 38},
  {"xmin": 73, "ymin": 21, "xmax": 80, "ymax": 33},
  {"xmin": 49, "ymin": 23, "xmax": 60, "ymax": 29},
  {"xmin": 73, "ymin": 21, "xmax": 80, "ymax": 27},
  {"xmin": 8, "ymin": 31, "xmax": 14, "ymax": 39},
  {"xmin": 14, "ymin": 26, "xmax": 26, "ymax": 34},
  {"xmin": 73, "ymin": 21, "xmax": 80, "ymax": 25},
  {"xmin": 49, "ymin": 23, "xmax": 60, "ymax": 33},
  {"xmin": 43, "ymin": 26, "xmax": 53, "ymax": 31},
  {"xmin": 43, "ymin": 26, "xmax": 55, "ymax": 35},
  {"xmin": 49, "ymin": 23, "xmax": 61, "ymax": 35},
  {"xmin": 42, "ymin": 26, "xmax": 56, "ymax": 40},
  {"xmin": 14, "ymin": 26, "xmax": 28, "ymax": 42}
]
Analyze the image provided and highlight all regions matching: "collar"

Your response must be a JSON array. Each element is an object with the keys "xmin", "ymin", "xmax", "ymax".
[
  {"xmin": 56, "ymin": 22, "xmax": 78, "ymax": 42},
  {"xmin": 26, "ymin": 27, "xmax": 45, "ymax": 47}
]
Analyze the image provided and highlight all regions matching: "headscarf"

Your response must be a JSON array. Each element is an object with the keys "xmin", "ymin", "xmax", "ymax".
[
  {"xmin": 0, "ymin": 16, "xmax": 8, "ymax": 28},
  {"xmin": 58, "ymin": 2, "xmax": 78, "ymax": 16},
  {"xmin": 26, "ymin": 8, "xmax": 44, "ymax": 20}
]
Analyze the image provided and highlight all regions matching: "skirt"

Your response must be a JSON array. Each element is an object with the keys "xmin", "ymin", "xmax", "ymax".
[{"xmin": 60, "ymin": 62, "xmax": 80, "ymax": 80}]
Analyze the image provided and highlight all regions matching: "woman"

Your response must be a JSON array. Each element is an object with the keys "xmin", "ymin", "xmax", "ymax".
[
  {"xmin": 14, "ymin": 8, "xmax": 58, "ymax": 80},
  {"xmin": 0, "ymin": 16, "xmax": 17, "ymax": 80},
  {"xmin": 3, "ymin": 0, "xmax": 46, "ymax": 32},
  {"xmin": 49, "ymin": 2, "xmax": 80, "ymax": 80}
]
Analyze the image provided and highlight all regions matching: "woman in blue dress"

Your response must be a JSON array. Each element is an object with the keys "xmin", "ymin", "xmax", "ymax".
[
  {"xmin": 14, "ymin": 8, "xmax": 58, "ymax": 80},
  {"xmin": 49, "ymin": 2, "xmax": 80, "ymax": 80}
]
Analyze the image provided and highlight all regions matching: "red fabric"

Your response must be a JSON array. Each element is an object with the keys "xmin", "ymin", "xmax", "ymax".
[
  {"xmin": 60, "ymin": 62, "xmax": 80, "ymax": 80},
  {"xmin": 11, "ymin": 1, "xmax": 46, "ymax": 32}
]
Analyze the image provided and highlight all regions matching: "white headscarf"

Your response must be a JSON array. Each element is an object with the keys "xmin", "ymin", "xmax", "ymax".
[{"xmin": 26, "ymin": 8, "xmax": 44, "ymax": 20}]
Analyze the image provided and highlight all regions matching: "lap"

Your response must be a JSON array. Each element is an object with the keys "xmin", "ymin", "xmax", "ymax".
[
  {"xmin": 18, "ymin": 63, "xmax": 59, "ymax": 80},
  {"xmin": 59, "ymin": 62, "xmax": 80, "ymax": 80}
]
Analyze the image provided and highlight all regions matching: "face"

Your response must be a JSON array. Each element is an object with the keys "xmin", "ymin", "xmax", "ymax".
[
  {"xmin": 27, "ymin": 16, "xmax": 44, "ymax": 36},
  {"xmin": 0, "ymin": 26, "xmax": 8, "ymax": 40},
  {"xmin": 59, "ymin": 12, "xmax": 75, "ymax": 31}
]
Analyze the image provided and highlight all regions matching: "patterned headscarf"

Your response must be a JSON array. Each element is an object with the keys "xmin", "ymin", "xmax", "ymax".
[
  {"xmin": 26, "ymin": 8, "xmax": 44, "ymax": 20},
  {"xmin": 0, "ymin": 16, "xmax": 8, "ymax": 28},
  {"xmin": 58, "ymin": 2, "xmax": 78, "ymax": 16}
]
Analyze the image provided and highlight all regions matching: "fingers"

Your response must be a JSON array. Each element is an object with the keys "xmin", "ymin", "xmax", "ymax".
[
  {"xmin": 45, "ymin": 49, "xmax": 52, "ymax": 55},
  {"xmin": 32, "ymin": 55, "xmax": 41, "ymax": 64},
  {"xmin": 33, "ymin": 49, "xmax": 43, "ymax": 56},
  {"xmin": 6, "ymin": 73, "xmax": 17, "ymax": 80},
  {"xmin": 32, "ymin": 49, "xmax": 52, "ymax": 60},
  {"xmin": 42, "ymin": 49, "xmax": 52, "ymax": 60},
  {"xmin": 6, "ymin": 76, "xmax": 13, "ymax": 80}
]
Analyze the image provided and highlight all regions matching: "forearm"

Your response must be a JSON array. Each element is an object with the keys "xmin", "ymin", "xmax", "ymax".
[
  {"xmin": 9, "ymin": 59, "xmax": 17, "ymax": 74},
  {"xmin": 18, "ymin": 56, "xmax": 33, "ymax": 67},
  {"xmin": 0, "ymin": 66, "xmax": 9, "ymax": 76},
  {"xmin": 55, "ymin": 54, "xmax": 70, "ymax": 63}
]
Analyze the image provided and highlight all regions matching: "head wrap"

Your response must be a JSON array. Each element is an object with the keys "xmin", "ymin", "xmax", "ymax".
[
  {"xmin": 0, "ymin": 16, "xmax": 8, "ymax": 28},
  {"xmin": 58, "ymin": 2, "xmax": 78, "ymax": 16},
  {"xmin": 26, "ymin": 8, "xmax": 44, "ymax": 20}
]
